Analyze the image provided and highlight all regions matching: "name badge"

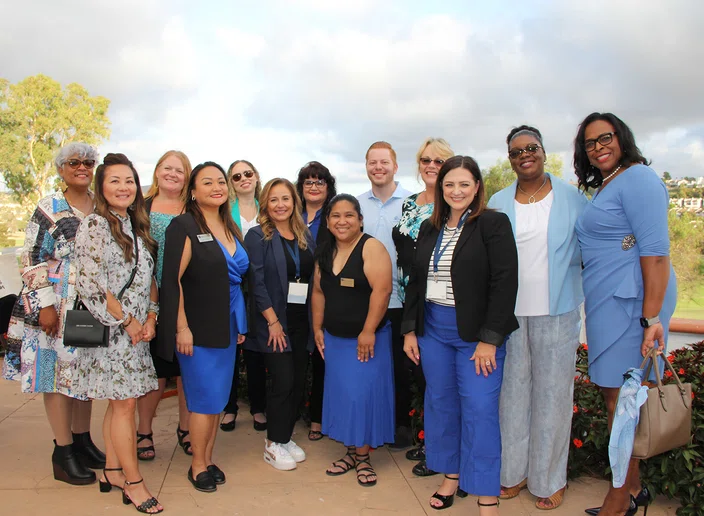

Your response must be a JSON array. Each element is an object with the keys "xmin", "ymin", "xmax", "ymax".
[
  {"xmin": 427, "ymin": 279, "xmax": 448, "ymax": 301},
  {"xmin": 288, "ymin": 282, "xmax": 308, "ymax": 304},
  {"xmin": 340, "ymin": 277, "xmax": 354, "ymax": 288},
  {"xmin": 197, "ymin": 233, "xmax": 213, "ymax": 243}
]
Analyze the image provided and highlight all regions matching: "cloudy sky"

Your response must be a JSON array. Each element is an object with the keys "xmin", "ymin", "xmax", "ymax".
[{"xmin": 2, "ymin": 0, "xmax": 703, "ymax": 194}]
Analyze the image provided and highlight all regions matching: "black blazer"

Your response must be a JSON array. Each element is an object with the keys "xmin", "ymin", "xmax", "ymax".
[
  {"xmin": 243, "ymin": 225, "xmax": 315, "ymax": 353},
  {"xmin": 401, "ymin": 210, "xmax": 519, "ymax": 346},
  {"xmin": 156, "ymin": 213, "xmax": 248, "ymax": 362}
]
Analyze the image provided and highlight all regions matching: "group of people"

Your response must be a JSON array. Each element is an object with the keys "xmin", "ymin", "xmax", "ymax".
[{"xmin": 2, "ymin": 111, "xmax": 676, "ymax": 516}]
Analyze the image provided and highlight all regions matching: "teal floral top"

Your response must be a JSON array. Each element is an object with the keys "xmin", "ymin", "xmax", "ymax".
[{"xmin": 150, "ymin": 211, "xmax": 176, "ymax": 286}]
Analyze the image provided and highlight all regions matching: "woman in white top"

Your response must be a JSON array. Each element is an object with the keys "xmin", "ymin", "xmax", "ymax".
[{"xmin": 487, "ymin": 126, "xmax": 588, "ymax": 510}]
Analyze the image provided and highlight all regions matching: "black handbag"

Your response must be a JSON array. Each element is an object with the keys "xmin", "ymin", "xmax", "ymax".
[{"xmin": 64, "ymin": 228, "xmax": 139, "ymax": 348}]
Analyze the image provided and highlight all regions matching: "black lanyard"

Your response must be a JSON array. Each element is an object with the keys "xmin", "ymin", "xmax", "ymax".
[
  {"xmin": 284, "ymin": 239, "xmax": 301, "ymax": 281},
  {"xmin": 432, "ymin": 211, "xmax": 469, "ymax": 280}
]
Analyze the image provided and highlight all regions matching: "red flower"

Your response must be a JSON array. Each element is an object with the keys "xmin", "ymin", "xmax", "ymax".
[
  {"xmin": 409, "ymin": 409, "xmax": 416, "ymax": 417},
  {"xmin": 573, "ymin": 405, "xmax": 578, "ymax": 414},
  {"xmin": 692, "ymin": 392, "xmax": 695, "ymax": 400},
  {"xmin": 574, "ymin": 375, "xmax": 579, "ymax": 380},
  {"xmin": 667, "ymin": 355, "xmax": 675, "ymax": 364},
  {"xmin": 665, "ymin": 370, "xmax": 673, "ymax": 378},
  {"xmin": 418, "ymin": 430, "xmax": 425, "ymax": 440},
  {"xmin": 584, "ymin": 377, "xmax": 590, "ymax": 384},
  {"xmin": 573, "ymin": 439, "xmax": 583, "ymax": 448},
  {"xmin": 582, "ymin": 343, "xmax": 589, "ymax": 350},
  {"xmin": 678, "ymin": 368, "xmax": 685, "ymax": 375}
]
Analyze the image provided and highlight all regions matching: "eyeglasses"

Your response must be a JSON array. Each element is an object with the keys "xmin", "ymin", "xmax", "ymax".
[
  {"xmin": 303, "ymin": 179, "xmax": 326, "ymax": 188},
  {"xmin": 584, "ymin": 132, "xmax": 615, "ymax": 152},
  {"xmin": 420, "ymin": 158, "xmax": 445, "ymax": 166},
  {"xmin": 64, "ymin": 159, "xmax": 96, "ymax": 169},
  {"xmin": 232, "ymin": 170, "xmax": 255, "ymax": 182},
  {"xmin": 508, "ymin": 144, "xmax": 542, "ymax": 159}
]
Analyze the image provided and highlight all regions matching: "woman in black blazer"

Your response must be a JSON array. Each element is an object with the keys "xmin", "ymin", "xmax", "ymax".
[
  {"xmin": 402, "ymin": 156, "xmax": 518, "ymax": 514},
  {"xmin": 158, "ymin": 162, "xmax": 249, "ymax": 493},
  {"xmin": 244, "ymin": 178, "xmax": 315, "ymax": 472}
]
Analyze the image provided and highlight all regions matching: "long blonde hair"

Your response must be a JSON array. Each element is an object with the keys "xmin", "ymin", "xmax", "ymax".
[
  {"xmin": 258, "ymin": 178, "xmax": 309, "ymax": 250},
  {"xmin": 227, "ymin": 159, "xmax": 262, "ymax": 202},
  {"xmin": 145, "ymin": 150, "xmax": 193, "ymax": 201}
]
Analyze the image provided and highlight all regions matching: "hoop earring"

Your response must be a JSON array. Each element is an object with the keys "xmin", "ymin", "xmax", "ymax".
[{"xmin": 191, "ymin": 195, "xmax": 195, "ymax": 201}]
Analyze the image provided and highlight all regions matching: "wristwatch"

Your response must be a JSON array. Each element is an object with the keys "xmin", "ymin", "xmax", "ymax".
[{"xmin": 640, "ymin": 315, "xmax": 660, "ymax": 328}]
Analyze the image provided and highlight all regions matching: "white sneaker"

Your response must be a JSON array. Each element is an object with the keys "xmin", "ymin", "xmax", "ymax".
[
  {"xmin": 283, "ymin": 439, "xmax": 306, "ymax": 463},
  {"xmin": 264, "ymin": 440, "xmax": 297, "ymax": 471}
]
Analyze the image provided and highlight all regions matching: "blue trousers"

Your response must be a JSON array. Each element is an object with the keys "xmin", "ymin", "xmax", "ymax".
[{"xmin": 418, "ymin": 302, "xmax": 506, "ymax": 496}]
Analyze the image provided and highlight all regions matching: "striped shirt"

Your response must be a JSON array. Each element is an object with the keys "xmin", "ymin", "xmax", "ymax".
[{"xmin": 426, "ymin": 224, "xmax": 461, "ymax": 307}]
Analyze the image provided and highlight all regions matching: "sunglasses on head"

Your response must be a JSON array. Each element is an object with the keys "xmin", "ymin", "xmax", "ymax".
[
  {"xmin": 303, "ymin": 179, "xmax": 326, "ymax": 188},
  {"xmin": 64, "ymin": 159, "xmax": 96, "ymax": 169},
  {"xmin": 508, "ymin": 144, "xmax": 542, "ymax": 159},
  {"xmin": 232, "ymin": 170, "xmax": 255, "ymax": 182},
  {"xmin": 420, "ymin": 158, "xmax": 445, "ymax": 166},
  {"xmin": 584, "ymin": 132, "xmax": 615, "ymax": 152}
]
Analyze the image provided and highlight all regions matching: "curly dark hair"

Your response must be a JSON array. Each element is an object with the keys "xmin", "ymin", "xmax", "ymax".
[
  {"xmin": 295, "ymin": 161, "xmax": 337, "ymax": 212},
  {"xmin": 573, "ymin": 112, "xmax": 650, "ymax": 191}
]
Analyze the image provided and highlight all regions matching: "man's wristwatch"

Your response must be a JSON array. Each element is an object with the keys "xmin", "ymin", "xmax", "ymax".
[{"xmin": 640, "ymin": 315, "xmax": 660, "ymax": 328}]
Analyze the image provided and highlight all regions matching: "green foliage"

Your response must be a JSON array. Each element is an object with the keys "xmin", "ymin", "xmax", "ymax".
[
  {"xmin": 0, "ymin": 74, "xmax": 111, "ymax": 208},
  {"xmin": 663, "ymin": 171, "xmax": 672, "ymax": 181},
  {"xmin": 669, "ymin": 211, "xmax": 704, "ymax": 303},
  {"xmin": 483, "ymin": 154, "xmax": 564, "ymax": 199}
]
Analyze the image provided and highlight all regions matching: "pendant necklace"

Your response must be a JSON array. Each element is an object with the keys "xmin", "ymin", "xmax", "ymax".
[{"xmin": 517, "ymin": 175, "xmax": 548, "ymax": 204}]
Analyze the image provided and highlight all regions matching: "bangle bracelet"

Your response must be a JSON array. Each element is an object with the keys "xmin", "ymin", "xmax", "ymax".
[
  {"xmin": 122, "ymin": 314, "xmax": 133, "ymax": 328},
  {"xmin": 268, "ymin": 319, "xmax": 279, "ymax": 327},
  {"xmin": 147, "ymin": 312, "xmax": 157, "ymax": 320},
  {"xmin": 176, "ymin": 325, "xmax": 189, "ymax": 334}
]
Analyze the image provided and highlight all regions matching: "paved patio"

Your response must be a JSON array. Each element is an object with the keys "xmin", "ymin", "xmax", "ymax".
[{"xmin": 0, "ymin": 371, "xmax": 680, "ymax": 515}]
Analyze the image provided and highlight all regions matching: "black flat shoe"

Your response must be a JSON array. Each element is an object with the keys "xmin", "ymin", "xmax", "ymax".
[
  {"xmin": 253, "ymin": 419, "xmax": 267, "ymax": 432},
  {"xmin": 412, "ymin": 460, "xmax": 439, "ymax": 477},
  {"xmin": 207, "ymin": 464, "xmax": 226, "ymax": 485},
  {"xmin": 72, "ymin": 432, "xmax": 106, "ymax": 469},
  {"xmin": 405, "ymin": 444, "xmax": 425, "ymax": 461},
  {"xmin": 585, "ymin": 494, "xmax": 639, "ymax": 516},
  {"xmin": 220, "ymin": 413, "xmax": 236, "ymax": 432},
  {"xmin": 188, "ymin": 467, "xmax": 216, "ymax": 493}
]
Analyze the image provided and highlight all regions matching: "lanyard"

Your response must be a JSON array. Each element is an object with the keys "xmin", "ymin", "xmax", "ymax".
[
  {"xmin": 284, "ymin": 239, "xmax": 301, "ymax": 281},
  {"xmin": 432, "ymin": 210, "xmax": 469, "ymax": 280}
]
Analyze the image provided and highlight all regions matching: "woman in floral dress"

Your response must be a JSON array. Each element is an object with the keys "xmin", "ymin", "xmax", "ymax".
[
  {"xmin": 2, "ymin": 142, "xmax": 105, "ymax": 485},
  {"xmin": 73, "ymin": 153, "xmax": 162, "ymax": 514}
]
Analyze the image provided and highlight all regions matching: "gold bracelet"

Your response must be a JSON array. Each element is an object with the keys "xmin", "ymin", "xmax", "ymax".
[
  {"xmin": 268, "ymin": 319, "xmax": 279, "ymax": 327},
  {"xmin": 176, "ymin": 325, "xmax": 189, "ymax": 334}
]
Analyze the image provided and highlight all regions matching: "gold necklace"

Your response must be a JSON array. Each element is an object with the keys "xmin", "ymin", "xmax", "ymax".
[{"xmin": 517, "ymin": 175, "xmax": 548, "ymax": 204}]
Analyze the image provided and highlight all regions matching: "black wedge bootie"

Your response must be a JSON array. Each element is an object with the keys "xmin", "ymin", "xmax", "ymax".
[
  {"xmin": 52, "ymin": 439, "xmax": 96, "ymax": 485},
  {"xmin": 72, "ymin": 431, "xmax": 106, "ymax": 469}
]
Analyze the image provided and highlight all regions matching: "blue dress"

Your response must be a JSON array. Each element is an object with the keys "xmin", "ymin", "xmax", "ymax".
[
  {"xmin": 178, "ymin": 239, "xmax": 249, "ymax": 414},
  {"xmin": 575, "ymin": 165, "xmax": 677, "ymax": 388}
]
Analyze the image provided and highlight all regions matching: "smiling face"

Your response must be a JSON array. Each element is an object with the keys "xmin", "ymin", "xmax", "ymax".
[
  {"xmin": 102, "ymin": 164, "xmax": 137, "ymax": 216},
  {"xmin": 584, "ymin": 119, "xmax": 622, "ymax": 173},
  {"xmin": 58, "ymin": 153, "xmax": 95, "ymax": 190},
  {"xmin": 418, "ymin": 144, "xmax": 444, "ymax": 189},
  {"xmin": 508, "ymin": 134, "xmax": 545, "ymax": 181},
  {"xmin": 442, "ymin": 167, "xmax": 480, "ymax": 217},
  {"xmin": 366, "ymin": 148, "xmax": 398, "ymax": 187},
  {"xmin": 155, "ymin": 154, "xmax": 186, "ymax": 195},
  {"xmin": 192, "ymin": 166, "xmax": 228, "ymax": 209},
  {"xmin": 302, "ymin": 176, "xmax": 328, "ymax": 207},
  {"xmin": 230, "ymin": 161, "xmax": 258, "ymax": 196},
  {"xmin": 327, "ymin": 200, "xmax": 363, "ymax": 243},
  {"xmin": 266, "ymin": 183, "xmax": 295, "ymax": 224}
]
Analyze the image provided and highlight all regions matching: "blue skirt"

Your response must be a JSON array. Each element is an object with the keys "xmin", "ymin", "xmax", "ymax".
[
  {"xmin": 178, "ymin": 342, "xmax": 236, "ymax": 414},
  {"xmin": 322, "ymin": 322, "xmax": 395, "ymax": 448}
]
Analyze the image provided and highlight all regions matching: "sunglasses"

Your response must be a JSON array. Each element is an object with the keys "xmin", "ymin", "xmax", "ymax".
[
  {"xmin": 584, "ymin": 132, "xmax": 615, "ymax": 152},
  {"xmin": 508, "ymin": 144, "xmax": 542, "ymax": 159},
  {"xmin": 420, "ymin": 158, "xmax": 445, "ymax": 166},
  {"xmin": 64, "ymin": 159, "xmax": 96, "ymax": 169},
  {"xmin": 232, "ymin": 170, "xmax": 255, "ymax": 182},
  {"xmin": 303, "ymin": 179, "xmax": 326, "ymax": 188}
]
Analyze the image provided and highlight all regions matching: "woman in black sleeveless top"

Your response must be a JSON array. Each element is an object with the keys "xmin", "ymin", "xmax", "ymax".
[{"xmin": 312, "ymin": 194, "xmax": 395, "ymax": 488}]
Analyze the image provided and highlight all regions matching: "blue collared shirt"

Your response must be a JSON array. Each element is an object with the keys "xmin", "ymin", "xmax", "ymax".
[
  {"xmin": 303, "ymin": 208, "xmax": 322, "ymax": 241},
  {"xmin": 357, "ymin": 182, "xmax": 413, "ymax": 309}
]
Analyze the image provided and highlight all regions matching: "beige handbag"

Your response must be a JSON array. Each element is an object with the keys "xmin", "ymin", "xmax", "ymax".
[{"xmin": 632, "ymin": 349, "xmax": 692, "ymax": 459}]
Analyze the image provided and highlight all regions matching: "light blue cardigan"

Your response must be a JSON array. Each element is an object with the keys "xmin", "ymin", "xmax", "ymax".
[
  {"xmin": 230, "ymin": 197, "xmax": 259, "ymax": 230},
  {"xmin": 487, "ymin": 174, "xmax": 588, "ymax": 316}
]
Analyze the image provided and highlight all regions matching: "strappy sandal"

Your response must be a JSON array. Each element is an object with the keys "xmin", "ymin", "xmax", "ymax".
[
  {"xmin": 355, "ymin": 453, "xmax": 377, "ymax": 487},
  {"xmin": 536, "ymin": 485, "xmax": 567, "ymax": 510},
  {"xmin": 136, "ymin": 433, "xmax": 155, "ymax": 461},
  {"xmin": 99, "ymin": 467, "xmax": 124, "ymax": 493},
  {"xmin": 308, "ymin": 430, "xmax": 324, "ymax": 441},
  {"xmin": 499, "ymin": 478, "xmax": 527, "ymax": 499},
  {"xmin": 326, "ymin": 446, "xmax": 356, "ymax": 476},
  {"xmin": 122, "ymin": 478, "xmax": 163, "ymax": 514},
  {"xmin": 429, "ymin": 475, "xmax": 463, "ymax": 511},
  {"xmin": 176, "ymin": 426, "xmax": 193, "ymax": 456}
]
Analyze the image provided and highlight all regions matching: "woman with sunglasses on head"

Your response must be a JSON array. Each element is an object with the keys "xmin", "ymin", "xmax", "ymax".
[
  {"xmin": 219, "ymin": 160, "xmax": 268, "ymax": 433},
  {"xmin": 158, "ymin": 162, "xmax": 249, "ymax": 493},
  {"xmin": 244, "ymin": 178, "xmax": 315, "ymax": 471},
  {"xmin": 295, "ymin": 161, "xmax": 337, "ymax": 442},
  {"xmin": 2, "ymin": 143, "xmax": 105, "ymax": 486},
  {"xmin": 487, "ymin": 126, "xmax": 587, "ymax": 510},
  {"xmin": 392, "ymin": 137, "xmax": 454, "ymax": 474},
  {"xmin": 574, "ymin": 113, "xmax": 676, "ymax": 516},
  {"xmin": 73, "ymin": 153, "xmax": 162, "ymax": 513},
  {"xmin": 402, "ymin": 156, "xmax": 518, "ymax": 514},
  {"xmin": 136, "ymin": 151, "xmax": 193, "ymax": 462}
]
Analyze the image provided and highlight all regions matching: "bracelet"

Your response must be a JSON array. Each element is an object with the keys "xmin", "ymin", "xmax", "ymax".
[
  {"xmin": 268, "ymin": 319, "xmax": 279, "ymax": 327},
  {"xmin": 147, "ymin": 312, "xmax": 158, "ymax": 321},
  {"xmin": 176, "ymin": 325, "xmax": 189, "ymax": 334},
  {"xmin": 121, "ymin": 314, "xmax": 133, "ymax": 328}
]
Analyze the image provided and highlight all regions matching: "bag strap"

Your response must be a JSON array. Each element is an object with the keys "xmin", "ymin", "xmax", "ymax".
[
  {"xmin": 116, "ymin": 226, "xmax": 140, "ymax": 301},
  {"xmin": 639, "ymin": 348, "xmax": 690, "ymax": 409}
]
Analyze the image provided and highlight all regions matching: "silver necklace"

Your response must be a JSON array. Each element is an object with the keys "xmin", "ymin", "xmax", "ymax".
[
  {"xmin": 600, "ymin": 165, "xmax": 622, "ymax": 187},
  {"xmin": 517, "ymin": 175, "xmax": 548, "ymax": 204}
]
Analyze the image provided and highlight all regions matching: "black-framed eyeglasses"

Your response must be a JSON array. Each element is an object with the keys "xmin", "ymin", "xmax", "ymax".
[
  {"xmin": 584, "ymin": 132, "xmax": 615, "ymax": 152},
  {"xmin": 420, "ymin": 158, "xmax": 445, "ymax": 166},
  {"xmin": 303, "ymin": 179, "xmax": 326, "ymax": 188},
  {"xmin": 508, "ymin": 144, "xmax": 542, "ymax": 159},
  {"xmin": 232, "ymin": 170, "xmax": 254, "ymax": 182},
  {"xmin": 64, "ymin": 159, "xmax": 96, "ymax": 169}
]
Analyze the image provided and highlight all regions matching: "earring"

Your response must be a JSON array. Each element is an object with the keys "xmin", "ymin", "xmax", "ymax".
[{"xmin": 191, "ymin": 195, "xmax": 195, "ymax": 201}]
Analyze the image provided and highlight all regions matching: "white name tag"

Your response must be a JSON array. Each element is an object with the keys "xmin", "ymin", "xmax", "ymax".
[
  {"xmin": 427, "ymin": 279, "xmax": 448, "ymax": 301},
  {"xmin": 197, "ymin": 233, "xmax": 213, "ymax": 243},
  {"xmin": 288, "ymin": 282, "xmax": 308, "ymax": 304}
]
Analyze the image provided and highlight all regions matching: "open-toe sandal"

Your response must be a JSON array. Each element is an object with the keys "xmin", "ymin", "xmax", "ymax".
[
  {"xmin": 536, "ymin": 485, "xmax": 567, "ymax": 510},
  {"xmin": 355, "ymin": 453, "xmax": 377, "ymax": 487},
  {"xmin": 500, "ymin": 478, "xmax": 527, "ymax": 499},
  {"xmin": 176, "ymin": 426, "xmax": 193, "ymax": 456},
  {"xmin": 308, "ymin": 430, "xmax": 324, "ymax": 441},
  {"xmin": 429, "ymin": 475, "xmax": 462, "ymax": 511},
  {"xmin": 136, "ymin": 433, "xmax": 155, "ymax": 461},
  {"xmin": 326, "ymin": 446, "xmax": 356, "ymax": 476},
  {"xmin": 122, "ymin": 478, "xmax": 163, "ymax": 514},
  {"xmin": 99, "ymin": 467, "xmax": 124, "ymax": 493}
]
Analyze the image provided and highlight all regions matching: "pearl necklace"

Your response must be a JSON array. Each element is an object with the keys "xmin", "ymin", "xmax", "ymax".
[
  {"xmin": 600, "ymin": 165, "xmax": 622, "ymax": 187},
  {"xmin": 517, "ymin": 175, "xmax": 548, "ymax": 204}
]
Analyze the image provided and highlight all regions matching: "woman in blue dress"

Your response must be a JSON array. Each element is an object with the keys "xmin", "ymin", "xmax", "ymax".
[
  {"xmin": 574, "ymin": 112, "xmax": 677, "ymax": 516},
  {"xmin": 158, "ymin": 162, "xmax": 249, "ymax": 493}
]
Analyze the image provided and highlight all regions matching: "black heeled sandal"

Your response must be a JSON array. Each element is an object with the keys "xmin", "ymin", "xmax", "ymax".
[
  {"xmin": 176, "ymin": 426, "xmax": 193, "ymax": 456},
  {"xmin": 136, "ymin": 432, "xmax": 155, "ymax": 461},
  {"xmin": 585, "ymin": 492, "xmax": 644, "ymax": 516},
  {"xmin": 122, "ymin": 478, "xmax": 163, "ymax": 514},
  {"xmin": 429, "ymin": 475, "xmax": 464, "ymax": 510},
  {"xmin": 99, "ymin": 467, "xmax": 124, "ymax": 493}
]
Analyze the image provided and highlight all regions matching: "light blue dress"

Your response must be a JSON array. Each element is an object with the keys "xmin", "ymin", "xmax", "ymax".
[{"xmin": 575, "ymin": 164, "xmax": 677, "ymax": 388}]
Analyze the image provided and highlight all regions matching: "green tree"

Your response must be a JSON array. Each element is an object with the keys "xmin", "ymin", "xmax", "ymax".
[
  {"xmin": 545, "ymin": 153, "xmax": 564, "ymax": 178},
  {"xmin": 0, "ymin": 74, "xmax": 110, "ymax": 208},
  {"xmin": 483, "ymin": 153, "xmax": 564, "ymax": 199},
  {"xmin": 662, "ymin": 171, "xmax": 672, "ymax": 181},
  {"xmin": 669, "ymin": 210, "xmax": 704, "ymax": 302}
]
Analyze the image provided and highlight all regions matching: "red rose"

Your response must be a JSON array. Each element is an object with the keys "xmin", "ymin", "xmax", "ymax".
[
  {"xmin": 678, "ymin": 368, "xmax": 685, "ymax": 375},
  {"xmin": 665, "ymin": 370, "xmax": 673, "ymax": 378},
  {"xmin": 418, "ymin": 430, "xmax": 425, "ymax": 440},
  {"xmin": 667, "ymin": 355, "xmax": 675, "ymax": 364},
  {"xmin": 573, "ymin": 439, "xmax": 583, "ymax": 448}
]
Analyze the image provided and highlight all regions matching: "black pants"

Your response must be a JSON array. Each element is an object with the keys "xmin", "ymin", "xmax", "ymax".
[
  {"xmin": 309, "ymin": 345, "xmax": 325, "ymax": 424},
  {"xmin": 224, "ymin": 341, "xmax": 267, "ymax": 415},
  {"xmin": 388, "ymin": 307, "xmax": 412, "ymax": 428},
  {"xmin": 265, "ymin": 314, "xmax": 310, "ymax": 443}
]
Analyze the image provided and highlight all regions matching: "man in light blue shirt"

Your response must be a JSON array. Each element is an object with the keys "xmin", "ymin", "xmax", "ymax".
[{"xmin": 357, "ymin": 141, "xmax": 413, "ymax": 448}]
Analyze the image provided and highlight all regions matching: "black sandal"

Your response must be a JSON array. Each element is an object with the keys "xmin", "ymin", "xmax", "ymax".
[
  {"xmin": 412, "ymin": 459, "xmax": 439, "ymax": 477},
  {"xmin": 136, "ymin": 433, "xmax": 155, "ymax": 461},
  {"xmin": 326, "ymin": 446, "xmax": 356, "ymax": 476},
  {"xmin": 477, "ymin": 499, "xmax": 500, "ymax": 508},
  {"xmin": 122, "ymin": 478, "xmax": 163, "ymax": 514},
  {"xmin": 308, "ymin": 430, "xmax": 324, "ymax": 441},
  {"xmin": 355, "ymin": 453, "xmax": 377, "ymax": 487},
  {"xmin": 429, "ymin": 475, "xmax": 462, "ymax": 510},
  {"xmin": 176, "ymin": 426, "xmax": 193, "ymax": 456},
  {"xmin": 99, "ymin": 467, "xmax": 124, "ymax": 493}
]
